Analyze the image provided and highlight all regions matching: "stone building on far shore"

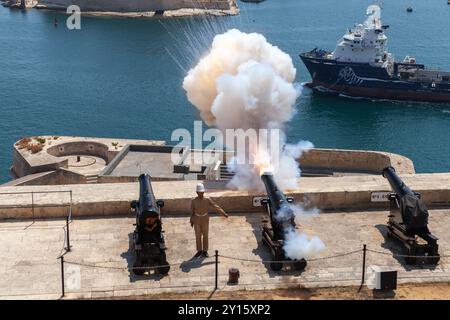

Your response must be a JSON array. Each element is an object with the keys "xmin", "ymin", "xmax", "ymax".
[{"xmin": 2, "ymin": 0, "xmax": 239, "ymax": 17}]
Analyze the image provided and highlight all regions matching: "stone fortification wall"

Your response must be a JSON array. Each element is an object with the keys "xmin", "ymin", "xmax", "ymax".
[{"xmin": 38, "ymin": 0, "xmax": 233, "ymax": 12}]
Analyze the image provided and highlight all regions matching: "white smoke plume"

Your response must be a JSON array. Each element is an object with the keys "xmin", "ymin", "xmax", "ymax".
[
  {"xmin": 183, "ymin": 29, "xmax": 296, "ymax": 127},
  {"xmin": 183, "ymin": 29, "xmax": 312, "ymax": 190},
  {"xmin": 283, "ymin": 230, "xmax": 326, "ymax": 260},
  {"xmin": 183, "ymin": 29, "xmax": 325, "ymax": 260},
  {"xmin": 277, "ymin": 204, "xmax": 325, "ymax": 260}
]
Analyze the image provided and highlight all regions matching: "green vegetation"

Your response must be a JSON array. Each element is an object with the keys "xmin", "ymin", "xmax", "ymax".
[
  {"xmin": 15, "ymin": 137, "xmax": 46, "ymax": 154},
  {"xmin": 35, "ymin": 137, "xmax": 46, "ymax": 144}
]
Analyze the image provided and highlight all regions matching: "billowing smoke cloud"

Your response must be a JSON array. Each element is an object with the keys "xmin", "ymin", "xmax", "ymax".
[
  {"xmin": 183, "ymin": 29, "xmax": 296, "ymax": 127},
  {"xmin": 277, "ymin": 204, "xmax": 325, "ymax": 260},
  {"xmin": 284, "ymin": 231, "xmax": 326, "ymax": 260},
  {"xmin": 183, "ymin": 29, "xmax": 325, "ymax": 259},
  {"xmin": 183, "ymin": 29, "xmax": 311, "ymax": 190}
]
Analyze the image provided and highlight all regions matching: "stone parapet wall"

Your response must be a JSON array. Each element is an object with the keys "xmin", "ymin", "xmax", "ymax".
[
  {"xmin": 299, "ymin": 148, "xmax": 415, "ymax": 175},
  {"xmin": 1, "ymin": 173, "xmax": 450, "ymax": 219},
  {"xmin": 12, "ymin": 147, "xmax": 68, "ymax": 178},
  {"xmin": 47, "ymin": 141, "xmax": 111, "ymax": 163}
]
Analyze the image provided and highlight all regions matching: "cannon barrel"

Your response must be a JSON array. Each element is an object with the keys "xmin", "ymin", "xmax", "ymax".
[
  {"xmin": 260, "ymin": 172, "xmax": 307, "ymax": 271},
  {"xmin": 261, "ymin": 172, "xmax": 295, "ymax": 241},
  {"xmin": 139, "ymin": 174, "xmax": 158, "ymax": 215},
  {"xmin": 382, "ymin": 166, "xmax": 428, "ymax": 233},
  {"xmin": 382, "ymin": 166, "xmax": 414, "ymax": 197},
  {"xmin": 381, "ymin": 166, "xmax": 439, "ymax": 264},
  {"xmin": 135, "ymin": 174, "xmax": 163, "ymax": 226},
  {"xmin": 261, "ymin": 172, "xmax": 291, "ymax": 213},
  {"xmin": 131, "ymin": 174, "xmax": 169, "ymax": 275}
]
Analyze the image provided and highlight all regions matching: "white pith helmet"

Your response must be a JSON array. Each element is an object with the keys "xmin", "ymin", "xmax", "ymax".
[{"xmin": 196, "ymin": 183, "xmax": 205, "ymax": 193}]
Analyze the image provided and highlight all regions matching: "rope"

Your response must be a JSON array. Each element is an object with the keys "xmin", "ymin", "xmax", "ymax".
[
  {"xmin": 64, "ymin": 253, "xmax": 216, "ymax": 271},
  {"xmin": 366, "ymin": 248, "xmax": 447, "ymax": 259},
  {"xmin": 308, "ymin": 249, "xmax": 362, "ymax": 261},
  {"xmin": 219, "ymin": 249, "xmax": 362, "ymax": 264},
  {"xmin": 64, "ymin": 259, "xmax": 187, "ymax": 271}
]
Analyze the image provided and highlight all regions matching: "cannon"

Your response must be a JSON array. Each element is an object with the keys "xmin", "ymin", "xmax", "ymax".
[
  {"xmin": 260, "ymin": 172, "xmax": 307, "ymax": 271},
  {"xmin": 130, "ymin": 174, "xmax": 170, "ymax": 275},
  {"xmin": 382, "ymin": 166, "xmax": 439, "ymax": 265}
]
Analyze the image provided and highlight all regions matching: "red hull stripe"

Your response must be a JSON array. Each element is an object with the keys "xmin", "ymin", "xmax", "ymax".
[{"xmin": 310, "ymin": 81, "xmax": 450, "ymax": 103}]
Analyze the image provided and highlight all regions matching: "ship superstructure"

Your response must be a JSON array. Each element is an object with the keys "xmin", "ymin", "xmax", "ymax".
[{"xmin": 300, "ymin": 5, "xmax": 450, "ymax": 103}]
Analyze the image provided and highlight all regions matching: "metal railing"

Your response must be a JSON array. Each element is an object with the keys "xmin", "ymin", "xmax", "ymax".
[{"xmin": 57, "ymin": 243, "xmax": 450, "ymax": 298}]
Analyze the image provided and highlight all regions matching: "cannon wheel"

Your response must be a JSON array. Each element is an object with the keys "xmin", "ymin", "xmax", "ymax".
[
  {"xmin": 404, "ymin": 256, "xmax": 417, "ymax": 265},
  {"xmin": 157, "ymin": 264, "xmax": 170, "ymax": 275},
  {"xmin": 426, "ymin": 256, "xmax": 440, "ymax": 265},
  {"xmin": 132, "ymin": 259, "xmax": 146, "ymax": 276},
  {"xmin": 293, "ymin": 259, "xmax": 307, "ymax": 271},
  {"xmin": 404, "ymin": 248, "xmax": 417, "ymax": 265},
  {"xmin": 269, "ymin": 261, "xmax": 283, "ymax": 271},
  {"xmin": 157, "ymin": 252, "xmax": 170, "ymax": 275}
]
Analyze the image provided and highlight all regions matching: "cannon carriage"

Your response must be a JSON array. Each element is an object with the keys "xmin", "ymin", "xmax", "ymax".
[
  {"xmin": 382, "ymin": 166, "xmax": 440, "ymax": 265},
  {"xmin": 260, "ymin": 172, "xmax": 307, "ymax": 271},
  {"xmin": 130, "ymin": 174, "xmax": 170, "ymax": 275}
]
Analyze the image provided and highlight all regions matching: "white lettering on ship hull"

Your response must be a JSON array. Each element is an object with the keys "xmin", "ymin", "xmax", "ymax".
[
  {"xmin": 337, "ymin": 66, "xmax": 410, "ymax": 86},
  {"xmin": 337, "ymin": 66, "xmax": 364, "ymax": 85}
]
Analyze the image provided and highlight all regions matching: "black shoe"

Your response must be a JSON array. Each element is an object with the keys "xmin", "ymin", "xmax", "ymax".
[
  {"xmin": 202, "ymin": 251, "xmax": 209, "ymax": 258},
  {"xmin": 194, "ymin": 251, "xmax": 203, "ymax": 258}
]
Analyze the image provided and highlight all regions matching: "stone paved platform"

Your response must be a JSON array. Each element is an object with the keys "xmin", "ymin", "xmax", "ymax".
[{"xmin": 0, "ymin": 209, "xmax": 449, "ymax": 299}]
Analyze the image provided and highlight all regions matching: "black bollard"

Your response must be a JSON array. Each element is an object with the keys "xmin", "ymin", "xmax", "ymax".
[
  {"xmin": 215, "ymin": 250, "xmax": 219, "ymax": 290},
  {"xmin": 358, "ymin": 244, "xmax": 367, "ymax": 292},
  {"xmin": 65, "ymin": 216, "xmax": 71, "ymax": 252},
  {"xmin": 60, "ymin": 256, "xmax": 65, "ymax": 298}
]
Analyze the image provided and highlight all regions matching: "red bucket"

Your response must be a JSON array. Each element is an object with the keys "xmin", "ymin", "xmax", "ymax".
[{"xmin": 228, "ymin": 268, "xmax": 240, "ymax": 285}]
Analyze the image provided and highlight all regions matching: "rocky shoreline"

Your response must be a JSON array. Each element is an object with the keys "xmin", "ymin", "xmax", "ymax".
[{"xmin": 1, "ymin": 0, "xmax": 239, "ymax": 17}]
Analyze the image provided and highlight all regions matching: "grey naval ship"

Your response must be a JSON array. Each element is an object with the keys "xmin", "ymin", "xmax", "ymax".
[{"xmin": 300, "ymin": 5, "xmax": 450, "ymax": 103}]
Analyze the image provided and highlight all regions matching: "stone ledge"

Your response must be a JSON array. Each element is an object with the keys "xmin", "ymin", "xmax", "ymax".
[{"xmin": 1, "ymin": 173, "xmax": 450, "ymax": 219}]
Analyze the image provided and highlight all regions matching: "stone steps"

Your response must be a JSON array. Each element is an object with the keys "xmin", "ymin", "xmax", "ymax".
[
  {"xmin": 219, "ymin": 164, "xmax": 233, "ymax": 180},
  {"xmin": 85, "ymin": 174, "xmax": 99, "ymax": 184}
]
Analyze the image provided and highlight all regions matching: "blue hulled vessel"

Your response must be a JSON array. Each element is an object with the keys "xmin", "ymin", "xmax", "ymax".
[{"xmin": 300, "ymin": 5, "xmax": 450, "ymax": 103}]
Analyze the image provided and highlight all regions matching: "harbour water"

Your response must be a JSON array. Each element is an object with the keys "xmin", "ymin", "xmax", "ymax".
[{"xmin": 1, "ymin": 0, "xmax": 450, "ymax": 183}]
